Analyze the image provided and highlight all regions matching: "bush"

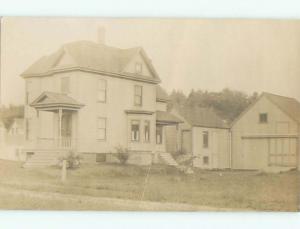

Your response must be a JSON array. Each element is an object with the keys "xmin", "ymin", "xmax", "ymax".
[
  {"xmin": 115, "ymin": 146, "xmax": 129, "ymax": 165},
  {"xmin": 59, "ymin": 150, "xmax": 81, "ymax": 169}
]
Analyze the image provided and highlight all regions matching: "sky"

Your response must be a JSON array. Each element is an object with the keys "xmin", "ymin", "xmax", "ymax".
[{"xmin": 1, "ymin": 17, "xmax": 300, "ymax": 105}]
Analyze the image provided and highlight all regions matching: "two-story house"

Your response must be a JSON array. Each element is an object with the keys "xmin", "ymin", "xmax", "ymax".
[{"xmin": 21, "ymin": 41, "xmax": 182, "ymax": 167}]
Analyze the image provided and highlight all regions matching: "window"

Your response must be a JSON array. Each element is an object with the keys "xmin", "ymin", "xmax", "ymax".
[
  {"xmin": 25, "ymin": 81, "xmax": 32, "ymax": 105},
  {"xmin": 135, "ymin": 62, "xmax": 142, "ymax": 74},
  {"xmin": 203, "ymin": 156, "xmax": 209, "ymax": 165},
  {"xmin": 131, "ymin": 120, "xmax": 140, "ymax": 142},
  {"xmin": 97, "ymin": 79, "xmax": 107, "ymax": 102},
  {"xmin": 25, "ymin": 92, "xmax": 29, "ymax": 105},
  {"xmin": 97, "ymin": 118, "xmax": 106, "ymax": 140},
  {"xmin": 25, "ymin": 118, "xmax": 33, "ymax": 141},
  {"xmin": 61, "ymin": 77, "xmax": 70, "ymax": 94},
  {"xmin": 259, "ymin": 113, "xmax": 268, "ymax": 123},
  {"xmin": 134, "ymin": 85, "xmax": 143, "ymax": 106},
  {"xmin": 144, "ymin": 121, "xmax": 150, "ymax": 142},
  {"xmin": 156, "ymin": 125, "xmax": 163, "ymax": 144},
  {"xmin": 203, "ymin": 131, "xmax": 209, "ymax": 148}
]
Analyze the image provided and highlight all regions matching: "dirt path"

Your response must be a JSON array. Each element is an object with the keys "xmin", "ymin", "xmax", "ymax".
[{"xmin": 0, "ymin": 185, "xmax": 237, "ymax": 211}]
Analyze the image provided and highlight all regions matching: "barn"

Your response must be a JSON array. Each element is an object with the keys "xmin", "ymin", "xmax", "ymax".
[{"xmin": 231, "ymin": 92, "xmax": 300, "ymax": 171}]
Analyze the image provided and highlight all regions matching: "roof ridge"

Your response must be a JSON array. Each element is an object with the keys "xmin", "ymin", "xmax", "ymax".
[
  {"xmin": 63, "ymin": 40, "xmax": 141, "ymax": 52},
  {"xmin": 263, "ymin": 91, "xmax": 299, "ymax": 101}
]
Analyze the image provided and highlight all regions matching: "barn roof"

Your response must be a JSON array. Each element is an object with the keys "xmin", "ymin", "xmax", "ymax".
[
  {"xmin": 231, "ymin": 92, "xmax": 300, "ymax": 127},
  {"xmin": 21, "ymin": 40, "xmax": 160, "ymax": 83},
  {"xmin": 180, "ymin": 107, "xmax": 229, "ymax": 129},
  {"xmin": 264, "ymin": 92, "xmax": 300, "ymax": 123},
  {"xmin": 156, "ymin": 85, "xmax": 169, "ymax": 102}
]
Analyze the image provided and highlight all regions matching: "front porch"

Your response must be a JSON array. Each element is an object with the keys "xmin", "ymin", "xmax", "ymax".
[
  {"xmin": 155, "ymin": 110, "xmax": 183, "ymax": 166},
  {"xmin": 28, "ymin": 91, "xmax": 84, "ymax": 152}
]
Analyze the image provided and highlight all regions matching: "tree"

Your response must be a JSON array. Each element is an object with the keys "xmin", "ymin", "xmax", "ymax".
[
  {"xmin": 167, "ymin": 90, "xmax": 187, "ymax": 111},
  {"xmin": 0, "ymin": 105, "xmax": 24, "ymax": 129},
  {"xmin": 166, "ymin": 87, "xmax": 258, "ymax": 123}
]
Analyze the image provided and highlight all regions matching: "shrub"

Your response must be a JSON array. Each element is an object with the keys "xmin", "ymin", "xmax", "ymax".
[
  {"xmin": 59, "ymin": 150, "xmax": 81, "ymax": 169},
  {"xmin": 115, "ymin": 146, "xmax": 129, "ymax": 165}
]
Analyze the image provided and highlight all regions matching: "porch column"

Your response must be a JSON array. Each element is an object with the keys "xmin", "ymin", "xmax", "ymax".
[
  {"xmin": 37, "ymin": 110, "xmax": 41, "ymax": 147},
  {"xmin": 58, "ymin": 108, "xmax": 62, "ymax": 148}
]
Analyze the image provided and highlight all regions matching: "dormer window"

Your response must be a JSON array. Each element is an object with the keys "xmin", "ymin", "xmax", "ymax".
[
  {"xmin": 259, "ymin": 113, "xmax": 268, "ymax": 123},
  {"xmin": 135, "ymin": 62, "xmax": 142, "ymax": 74}
]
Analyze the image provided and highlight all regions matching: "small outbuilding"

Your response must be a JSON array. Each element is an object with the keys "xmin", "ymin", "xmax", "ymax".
[{"xmin": 167, "ymin": 107, "xmax": 230, "ymax": 169}]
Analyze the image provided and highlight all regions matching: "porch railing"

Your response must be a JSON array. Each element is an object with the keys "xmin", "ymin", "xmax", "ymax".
[{"xmin": 37, "ymin": 137, "xmax": 76, "ymax": 149}]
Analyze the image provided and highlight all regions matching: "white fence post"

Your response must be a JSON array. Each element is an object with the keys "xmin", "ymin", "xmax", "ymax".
[{"xmin": 61, "ymin": 159, "xmax": 67, "ymax": 182}]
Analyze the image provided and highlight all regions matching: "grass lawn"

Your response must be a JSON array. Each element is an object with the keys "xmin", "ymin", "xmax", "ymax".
[{"xmin": 0, "ymin": 159, "xmax": 299, "ymax": 211}]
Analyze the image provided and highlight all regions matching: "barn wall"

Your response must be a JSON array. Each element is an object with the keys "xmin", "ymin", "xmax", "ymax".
[
  {"xmin": 231, "ymin": 96, "xmax": 299, "ymax": 170},
  {"xmin": 192, "ymin": 126, "xmax": 230, "ymax": 169}
]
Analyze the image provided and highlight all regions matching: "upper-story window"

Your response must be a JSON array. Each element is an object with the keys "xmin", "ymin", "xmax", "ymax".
[
  {"xmin": 135, "ymin": 62, "xmax": 143, "ymax": 74},
  {"xmin": 97, "ymin": 79, "xmax": 107, "ymax": 103},
  {"xmin": 61, "ymin": 77, "xmax": 70, "ymax": 94},
  {"xmin": 203, "ymin": 131, "xmax": 209, "ymax": 148},
  {"xmin": 259, "ymin": 113, "xmax": 268, "ymax": 123},
  {"xmin": 134, "ymin": 85, "xmax": 143, "ymax": 106}
]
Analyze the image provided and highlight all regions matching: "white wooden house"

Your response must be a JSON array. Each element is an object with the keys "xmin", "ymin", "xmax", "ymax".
[{"xmin": 21, "ymin": 41, "xmax": 182, "ymax": 167}]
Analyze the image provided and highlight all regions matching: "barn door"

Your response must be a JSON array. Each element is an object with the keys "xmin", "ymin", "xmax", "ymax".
[{"xmin": 242, "ymin": 138, "xmax": 268, "ymax": 169}]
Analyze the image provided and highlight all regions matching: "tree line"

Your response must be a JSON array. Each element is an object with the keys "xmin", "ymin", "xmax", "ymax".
[{"xmin": 167, "ymin": 88, "xmax": 258, "ymax": 123}]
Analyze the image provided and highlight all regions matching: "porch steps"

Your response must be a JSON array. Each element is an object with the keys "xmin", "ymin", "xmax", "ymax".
[
  {"xmin": 23, "ymin": 150, "xmax": 62, "ymax": 168},
  {"xmin": 158, "ymin": 152, "xmax": 178, "ymax": 167}
]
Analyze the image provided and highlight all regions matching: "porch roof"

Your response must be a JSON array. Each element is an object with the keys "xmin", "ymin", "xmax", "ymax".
[
  {"xmin": 156, "ymin": 111, "xmax": 183, "ymax": 125},
  {"xmin": 30, "ymin": 91, "xmax": 85, "ymax": 111}
]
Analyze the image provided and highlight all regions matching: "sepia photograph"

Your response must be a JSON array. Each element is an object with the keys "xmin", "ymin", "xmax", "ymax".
[{"xmin": 0, "ymin": 17, "xmax": 299, "ymax": 211}]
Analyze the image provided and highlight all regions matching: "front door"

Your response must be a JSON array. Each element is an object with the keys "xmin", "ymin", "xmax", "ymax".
[{"xmin": 61, "ymin": 113, "xmax": 72, "ymax": 138}]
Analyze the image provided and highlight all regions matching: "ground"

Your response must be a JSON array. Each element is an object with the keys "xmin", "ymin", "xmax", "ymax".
[{"xmin": 0, "ymin": 159, "xmax": 299, "ymax": 211}]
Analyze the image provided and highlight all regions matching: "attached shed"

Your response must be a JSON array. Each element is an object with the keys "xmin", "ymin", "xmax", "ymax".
[
  {"xmin": 231, "ymin": 92, "xmax": 300, "ymax": 171},
  {"xmin": 170, "ymin": 107, "xmax": 230, "ymax": 169}
]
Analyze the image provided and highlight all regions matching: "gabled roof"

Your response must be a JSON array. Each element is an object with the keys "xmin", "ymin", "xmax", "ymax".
[
  {"xmin": 264, "ymin": 92, "xmax": 300, "ymax": 123},
  {"xmin": 231, "ymin": 92, "xmax": 300, "ymax": 127},
  {"xmin": 156, "ymin": 85, "xmax": 169, "ymax": 102},
  {"xmin": 30, "ymin": 91, "xmax": 84, "ymax": 110},
  {"xmin": 156, "ymin": 111, "xmax": 183, "ymax": 125},
  {"xmin": 179, "ymin": 107, "xmax": 229, "ymax": 129},
  {"xmin": 21, "ymin": 41, "xmax": 161, "ymax": 84}
]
